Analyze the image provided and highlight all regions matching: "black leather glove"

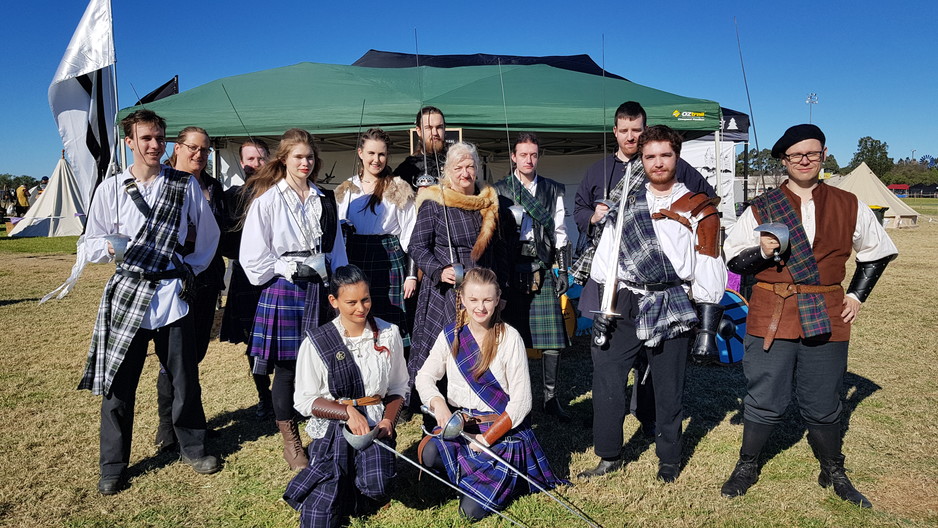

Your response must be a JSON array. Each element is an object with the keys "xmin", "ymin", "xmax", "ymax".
[
  {"xmin": 592, "ymin": 314, "xmax": 615, "ymax": 346},
  {"xmin": 554, "ymin": 245, "xmax": 570, "ymax": 297},
  {"xmin": 690, "ymin": 302, "xmax": 724, "ymax": 363}
]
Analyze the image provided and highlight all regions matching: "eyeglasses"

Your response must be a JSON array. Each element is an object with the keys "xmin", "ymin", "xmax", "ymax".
[
  {"xmin": 181, "ymin": 143, "xmax": 211, "ymax": 155},
  {"xmin": 783, "ymin": 151, "xmax": 823, "ymax": 163}
]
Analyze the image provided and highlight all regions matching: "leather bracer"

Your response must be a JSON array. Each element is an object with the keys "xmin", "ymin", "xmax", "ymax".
[
  {"xmin": 382, "ymin": 394, "xmax": 405, "ymax": 428},
  {"xmin": 406, "ymin": 254, "xmax": 419, "ymax": 278},
  {"xmin": 481, "ymin": 412, "xmax": 513, "ymax": 446},
  {"xmin": 310, "ymin": 398, "xmax": 350, "ymax": 421},
  {"xmin": 727, "ymin": 246, "xmax": 774, "ymax": 275},
  {"xmin": 846, "ymin": 254, "xmax": 896, "ymax": 303}
]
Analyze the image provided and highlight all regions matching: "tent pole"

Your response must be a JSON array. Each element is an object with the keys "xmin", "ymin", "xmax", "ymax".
[{"xmin": 743, "ymin": 141, "xmax": 749, "ymax": 202}]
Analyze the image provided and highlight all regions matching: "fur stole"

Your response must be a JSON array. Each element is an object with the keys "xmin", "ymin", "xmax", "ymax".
[
  {"xmin": 416, "ymin": 185, "xmax": 499, "ymax": 262},
  {"xmin": 335, "ymin": 176, "xmax": 414, "ymax": 208}
]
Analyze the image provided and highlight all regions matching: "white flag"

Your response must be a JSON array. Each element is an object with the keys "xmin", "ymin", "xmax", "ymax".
[{"xmin": 48, "ymin": 0, "xmax": 117, "ymax": 213}]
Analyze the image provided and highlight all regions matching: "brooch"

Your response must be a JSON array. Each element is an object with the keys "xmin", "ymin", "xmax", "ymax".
[{"xmin": 336, "ymin": 351, "xmax": 346, "ymax": 361}]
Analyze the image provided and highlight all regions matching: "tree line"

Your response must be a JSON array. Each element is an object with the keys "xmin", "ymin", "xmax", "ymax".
[
  {"xmin": 0, "ymin": 173, "xmax": 41, "ymax": 190},
  {"xmin": 735, "ymin": 137, "xmax": 938, "ymax": 186}
]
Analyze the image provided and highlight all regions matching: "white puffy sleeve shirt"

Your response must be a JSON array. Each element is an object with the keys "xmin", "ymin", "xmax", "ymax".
[
  {"xmin": 294, "ymin": 317, "xmax": 408, "ymax": 439},
  {"xmin": 240, "ymin": 180, "xmax": 348, "ymax": 286},
  {"xmin": 337, "ymin": 176, "xmax": 417, "ymax": 250},
  {"xmin": 84, "ymin": 165, "xmax": 220, "ymax": 329},
  {"xmin": 513, "ymin": 173, "xmax": 568, "ymax": 249},
  {"xmin": 724, "ymin": 195, "xmax": 898, "ymax": 301},
  {"xmin": 590, "ymin": 182, "xmax": 726, "ymax": 303},
  {"xmin": 415, "ymin": 324, "xmax": 532, "ymax": 426}
]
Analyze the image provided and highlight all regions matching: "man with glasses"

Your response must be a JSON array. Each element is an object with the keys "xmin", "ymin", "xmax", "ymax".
[
  {"xmin": 720, "ymin": 124, "xmax": 898, "ymax": 507},
  {"xmin": 81, "ymin": 110, "xmax": 222, "ymax": 495}
]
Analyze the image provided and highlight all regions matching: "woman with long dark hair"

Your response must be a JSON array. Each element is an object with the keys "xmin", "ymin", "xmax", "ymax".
[
  {"xmin": 335, "ymin": 128, "xmax": 417, "ymax": 346},
  {"xmin": 240, "ymin": 128, "xmax": 347, "ymax": 470},
  {"xmin": 285, "ymin": 264, "xmax": 407, "ymax": 526}
]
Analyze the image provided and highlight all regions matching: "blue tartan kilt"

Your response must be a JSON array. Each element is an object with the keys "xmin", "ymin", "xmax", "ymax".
[
  {"xmin": 284, "ymin": 420, "xmax": 396, "ymax": 527},
  {"xmin": 430, "ymin": 413, "xmax": 566, "ymax": 512},
  {"xmin": 347, "ymin": 234, "xmax": 410, "ymax": 347},
  {"xmin": 249, "ymin": 277, "xmax": 327, "ymax": 374}
]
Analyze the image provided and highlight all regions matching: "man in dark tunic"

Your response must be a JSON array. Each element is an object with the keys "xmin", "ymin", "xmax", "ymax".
[{"xmin": 393, "ymin": 106, "xmax": 449, "ymax": 192}]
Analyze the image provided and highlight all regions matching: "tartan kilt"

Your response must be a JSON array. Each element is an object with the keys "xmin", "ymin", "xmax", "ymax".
[
  {"xmin": 429, "ymin": 413, "xmax": 565, "ymax": 512},
  {"xmin": 504, "ymin": 272, "xmax": 569, "ymax": 350},
  {"xmin": 284, "ymin": 420, "xmax": 396, "ymax": 527},
  {"xmin": 219, "ymin": 261, "xmax": 262, "ymax": 345},
  {"xmin": 249, "ymin": 277, "xmax": 328, "ymax": 374},
  {"xmin": 347, "ymin": 234, "xmax": 409, "ymax": 347}
]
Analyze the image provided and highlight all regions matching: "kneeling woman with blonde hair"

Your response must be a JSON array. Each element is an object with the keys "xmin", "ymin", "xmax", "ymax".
[{"xmin": 415, "ymin": 267, "xmax": 565, "ymax": 521}]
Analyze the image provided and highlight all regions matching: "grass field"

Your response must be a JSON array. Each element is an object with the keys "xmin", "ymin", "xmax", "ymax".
[{"xmin": 0, "ymin": 222, "xmax": 936, "ymax": 527}]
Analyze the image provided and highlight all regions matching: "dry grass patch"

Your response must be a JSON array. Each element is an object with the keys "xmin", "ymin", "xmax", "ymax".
[{"xmin": 0, "ymin": 223, "xmax": 936, "ymax": 527}]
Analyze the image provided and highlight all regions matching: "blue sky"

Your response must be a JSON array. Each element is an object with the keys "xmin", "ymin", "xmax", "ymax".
[{"xmin": 2, "ymin": 0, "xmax": 936, "ymax": 178}]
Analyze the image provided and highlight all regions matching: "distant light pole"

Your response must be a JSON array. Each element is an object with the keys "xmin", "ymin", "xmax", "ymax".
[
  {"xmin": 912, "ymin": 149, "xmax": 917, "ymax": 163},
  {"xmin": 805, "ymin": 93, "xmax": 818, "ymax": 123}
]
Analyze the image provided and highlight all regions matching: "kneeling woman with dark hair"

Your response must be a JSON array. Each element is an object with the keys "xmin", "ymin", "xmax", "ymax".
[
  {"xmin": 285, "ymin": 265, "xmax": 408, "ymax": 527},
  {"xmin": 415, "ymin": 267, "xmax": 565, "ymax": 521}
]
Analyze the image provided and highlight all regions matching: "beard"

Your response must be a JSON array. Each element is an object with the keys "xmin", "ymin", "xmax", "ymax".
[
  {"xmin": 424, "ymin": 137, "xmax": 445, "ymax": 154},
  {"xmin": 646, "ymin": 168, "xmax": 676, "ymax": 186}
]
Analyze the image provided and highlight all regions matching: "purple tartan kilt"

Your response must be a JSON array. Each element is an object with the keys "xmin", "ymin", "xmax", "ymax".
[
  {"xmin": 347, "ymin": 234, "xmax": 409, "ymax": 346},
  {"xmin": 430, "ymin": 414, "xmax": 565, "ymax": 511},
  {"xmin": 249, "ymin": 277, "xmax": 327, "ymax": 374}
]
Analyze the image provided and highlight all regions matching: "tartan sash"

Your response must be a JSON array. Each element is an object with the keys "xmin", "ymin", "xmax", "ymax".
[
  {"xmin": 80, "ymin": 168, "xmax": 190, "ymax": 395},
  {"xmin": 750, "ymin": 188, "xmax": 831, "ymax": 338},
  {"xmin": 444, "ymin": 323, "xmax": 509, "ymax": 414},
  {"xmin": 308, "ymin": 322, "xmax": 367, "ymax": 400},
  {"xmin": 506, "ymin": 174, "xmax": 554, "ymax": 235},
  {"xmin": 570, "ymin": 159, "xmax": 645, "ymax": 283},
  {"xmin": 617, "ymin": 188, "xmax": 697, "ymax": 347}
]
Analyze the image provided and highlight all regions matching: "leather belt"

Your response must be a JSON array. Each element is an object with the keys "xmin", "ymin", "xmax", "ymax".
[
  {"xmin": 755, "ymin": 282, "xmax": 841, "ymax": 350},
  {"xmin": 336, "ymin": 395, "xmax": 382, "ymax": 407},
  {"xmin": 115, "ymin": 267, "xmax": 186, "ymax": 282},
  {"xmin": 623, "ymin": 279, "xmax": 685, "ymax": 292}
]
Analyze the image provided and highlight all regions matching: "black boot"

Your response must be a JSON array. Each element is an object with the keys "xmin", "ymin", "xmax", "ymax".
[
  {"xmin": 155, "ymin": 370, "xmax": 177, "ymax": 452},
  {"xmin": 542, "ymin": 350, "xmax": 571, "ymax": 422},
  {"xmin": 808, "ymin": 424, "xmax": 872, "ymax": 508},
  {"xmin": 577, "ymin": 458, "xmax": 623, "ymax": 479},
  {"xmin": 721, "ymin": 420, "xmax": 774, "ymax": 498}
]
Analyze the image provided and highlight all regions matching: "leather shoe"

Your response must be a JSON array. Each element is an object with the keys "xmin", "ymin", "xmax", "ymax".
[
  {"xmin": 544, "ymin": 397, "xmax": 572, "ymax": 423},
  {"xmin": 577, "ymin": 458, "xmax": 623, "ymax": 479},
  {"xmin": 721, "ymin": 456, "xmax": 759, "ymax": 498},
  {"xmin": 180, "ymin": 454, "xmax": 221, "ymax": 475},
  {"xmin": 657, "ymin": 463, "xmax": 680, "ymax": 483},
  {"xmin": 97, "ymin": 474, "xmax": 126, "ymax": 495}
]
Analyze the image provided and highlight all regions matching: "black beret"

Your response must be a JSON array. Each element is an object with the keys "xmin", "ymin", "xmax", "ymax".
[{"xmin": 771, "ymin": 124, "xmax": 826, "ymax": 159}]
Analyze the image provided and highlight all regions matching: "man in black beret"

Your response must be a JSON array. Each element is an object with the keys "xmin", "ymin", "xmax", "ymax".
[{"xmin": 720, "ymin": 124, "xmax": 898, "ymax": 507}]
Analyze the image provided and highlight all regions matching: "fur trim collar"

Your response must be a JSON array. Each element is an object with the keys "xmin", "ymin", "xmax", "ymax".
[
  {"xmin": 336, "ymin": 176, "xmax": 414, "ymax": 208},
  {"xmin": 417, "ymin": 185, "xmax": 499, "ymax": 261}
]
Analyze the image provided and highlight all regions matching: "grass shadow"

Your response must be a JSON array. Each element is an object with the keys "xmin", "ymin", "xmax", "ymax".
[
  {"xmin": 682, "ymin": 360, "xmax": 749, "ymax": 468},
  {"xmin": 0, "ymin": 298, "xmax": 39, "ymax": 307}
]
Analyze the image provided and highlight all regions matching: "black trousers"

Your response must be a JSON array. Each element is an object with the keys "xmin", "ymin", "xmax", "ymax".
[
  {"xmin": 100, "ymin": 316, "xmax": 207, "ymax": 477},
  {"xmin": 591, "ymin": 289, "xmax": 689, "ymax": 464},
  {"xmin": 270, "ymin": 359, "xmax": 297, "ymax": 421},
  {"xmin": 742, "ymin": 336, "xmax": 848, "ymax": 426}
]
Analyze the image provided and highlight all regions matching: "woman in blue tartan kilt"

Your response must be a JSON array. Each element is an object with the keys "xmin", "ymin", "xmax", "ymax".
[
  {"xmin": 240, "ymin": 129, "xmax": 348, "ymax": 470},
  {"xmin": 415, "ymin": 268, "xmax": 565, "ymax": 521},
  {"xmin": 335, "ymin": 128, "xmax": 417, "ymax": 347},
  {"xmin": 285, "ymin": 265, "xmax": 408, "ymax": 527}
]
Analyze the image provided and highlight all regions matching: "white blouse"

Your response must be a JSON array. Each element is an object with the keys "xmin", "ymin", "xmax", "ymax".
[
  {"xmin": 511, "ymin": 172, "xmax": 568, "ymax": 249},
  {"xmin": 240, "ymin": 179, "xmax": 348, "ymax": 286},
  {"xmin": 590, "ymin": 182, "xmax": 727, "ymax": 303},
  {"xmin": 337, "ymin": 175, "xmax": 417, "ymax": 250},
  {"xmin": 415, "ymin": 324, "xmax": 532, "ymax": 426},
  {"xmin": 294, "ymin": 318, "xmax": 409, "ymax": 439},
  {"xmin": 85, "ymin": 165, "xmax": 220, "ymax": 329}
]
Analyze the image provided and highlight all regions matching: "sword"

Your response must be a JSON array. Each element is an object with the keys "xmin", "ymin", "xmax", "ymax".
[
  {"xmin": 754, "ymin": 222, "xmax": 790, "ymax": 263},
  {"xmin": 341, "ymin": 425, "xmax": 526, "ymax": 526},
  {"xmin": 421, "ymin": 407, "xmax": 602, "ymax": 528},
  {"xmin": 590, "ymin": 161, "xmax": 634, "ymax": 346}
]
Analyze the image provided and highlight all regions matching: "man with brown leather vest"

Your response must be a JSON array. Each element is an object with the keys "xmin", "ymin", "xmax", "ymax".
[{"xmin": 721, "ymin": 124, "xmax": 898, "ymax": 507}]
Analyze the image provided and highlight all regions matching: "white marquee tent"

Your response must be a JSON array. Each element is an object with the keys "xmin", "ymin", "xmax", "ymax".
[
  {"xmin": 9, "ymin": 155, "xmax": 86, "ymax": 237},
  {"xmin": 833, "ymin": 162, "xmax": 919, "ymax": 228}
]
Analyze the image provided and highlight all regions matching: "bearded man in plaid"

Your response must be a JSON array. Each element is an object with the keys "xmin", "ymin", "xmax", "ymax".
[
  {"xmin": 572, "ymin": 102, "xmax": 716, "ymax": 444},
  {"xmin": 82, "ymin": 110, "xmax": 221, "ymax": 496},
  {"xmin": 494, "ymin": 132, "xmax": 572, "ymax": 422},
  {"xmin": 579, "ymin": 125, "xmax": 726, "ymax": 483},
  {"xmin": 720, "ymin": 124, "xmax": 898, "ymax": 507}
]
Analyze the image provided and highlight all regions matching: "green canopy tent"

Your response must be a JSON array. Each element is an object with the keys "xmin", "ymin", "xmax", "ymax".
[{"xmin": 117, "ymin": 61, "xmax": 720, "ymax": 186}]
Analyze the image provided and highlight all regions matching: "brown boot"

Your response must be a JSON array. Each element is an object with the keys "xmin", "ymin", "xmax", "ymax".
[{"xmin": 276, "ymin": 419, "xmax": 309, "ymax": 470}]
